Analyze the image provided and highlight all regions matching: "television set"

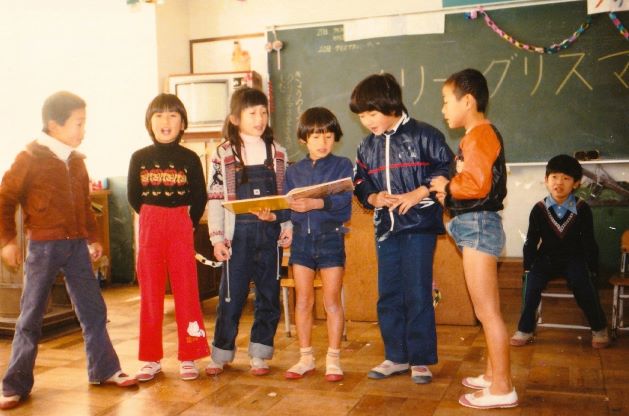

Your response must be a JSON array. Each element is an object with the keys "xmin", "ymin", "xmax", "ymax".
[{"xmin": 168, "ymin": 71, "xmax": 262, "ymax": 133}]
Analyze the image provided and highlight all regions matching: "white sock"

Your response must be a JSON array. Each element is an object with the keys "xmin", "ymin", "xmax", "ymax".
[
  {"xmin": 326, "ymin": 347, "xmax": 340, "ymax": 368},
  {"xmin": 299, "ymin": 346, "xmax": 314, "ymax": 367}
]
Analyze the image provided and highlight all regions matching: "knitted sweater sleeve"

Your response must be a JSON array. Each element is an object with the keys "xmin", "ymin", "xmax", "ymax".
[
  {"xmin": 187, "ymin": 151, "xmax": 207, "ymax": 229},
  {"xmin": 522, "ymin": 204, "xmax": 541, "ymax": 271},
  {"xmin": 207, "ymin": 146, "xmax": 227, "ymax": 246},
  {"xmin": 579, "ymin": 203, "xmax": 599, "ymax": 273}
]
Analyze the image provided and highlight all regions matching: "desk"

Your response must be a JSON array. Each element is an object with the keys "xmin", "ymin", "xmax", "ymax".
[{"xmin": 342, "ymin": 198, "xmax": 476, "ymax": 325}]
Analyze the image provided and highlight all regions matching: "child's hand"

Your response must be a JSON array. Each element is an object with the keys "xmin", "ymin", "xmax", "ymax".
[
  {"xmin": 214, "ymin": 242, "xmax": 231, "ymax": 261},
  {"xmin": 288, "ymin": 197, "xmax": 324, "ymax": 213},
  {"xmin": 250, "ymin": 208, "xmax": 277, "ymax": 222},
  {"xmin": 89, "ymin": 242, "xmax": 103, "ymax": 262},
  {"xmin": 1, "ymin": 240, "xmax": 22, "ymax": 269},
  {"xmin": 278, "ymin": 228, "xmax": 293, "ymax": 248},
  {"xmin": 429, "ymin": 176, "xmax": 449, "ymax": 194},
  {"xmin": 367, "ymin": 191, "xmax": 398, "ymax": 208},
  {"xmin": 390, "ymin": 186, "xmax": 430, "ymax": 215},
  {"xmin": 435, "ymin": 192, "xmax": 446, "ymax": 206}
]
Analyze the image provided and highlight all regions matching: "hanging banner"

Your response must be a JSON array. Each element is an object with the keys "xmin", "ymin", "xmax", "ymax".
[{"xmin": 588, "ymin": 0, "xmax": 629, "ymax": 14}]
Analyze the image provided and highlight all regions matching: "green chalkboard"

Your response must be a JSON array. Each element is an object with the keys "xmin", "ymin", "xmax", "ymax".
[{"xmin": 269, "ymin": 3, "xmax": 628, "ymax": 163}]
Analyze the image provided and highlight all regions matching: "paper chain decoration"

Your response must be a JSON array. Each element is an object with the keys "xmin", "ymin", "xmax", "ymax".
[
  {"xmin": 465, "ymin": 6, "xmax": 592, "ymax": 54},
  {"xmin": 609, "ymin": 12, "xmax": 629, "ymax": 40}
]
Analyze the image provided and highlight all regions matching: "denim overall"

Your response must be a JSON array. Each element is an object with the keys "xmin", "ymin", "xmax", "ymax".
[{"xmin": 212, "ymin": 151, "xmax": 282, "ymax": 363}]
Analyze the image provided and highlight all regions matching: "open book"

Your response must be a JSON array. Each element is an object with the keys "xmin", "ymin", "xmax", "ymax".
[{"xmin": 221, "ymin": 176, "xmax": 354, "ymax": 214}]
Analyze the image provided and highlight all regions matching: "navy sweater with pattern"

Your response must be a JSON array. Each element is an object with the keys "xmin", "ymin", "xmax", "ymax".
[{"xmin": 522, "ymin": 197, "xmax": 598, "ymax": 273}]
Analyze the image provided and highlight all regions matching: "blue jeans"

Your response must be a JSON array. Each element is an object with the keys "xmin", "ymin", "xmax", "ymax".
[
  {"xmin": 212, "ymin": 221, "xmax": 281, "ymax": 362},
  {"xmin": 518, "ymin": 256, "xmax": 607, "ymax": 333},
  {"xmin": 2, "ymin": 240, "xmax": 120, "ymax": 397},
  {"xmin": 376, "ymin": 232, "xmax": 438, "ymax": 366}
]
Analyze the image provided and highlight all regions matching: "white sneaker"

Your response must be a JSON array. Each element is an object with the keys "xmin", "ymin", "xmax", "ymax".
[
  {"xmin": 367, "ymin": 360, "xmax": 409, "ymax": 379},
  {"xmin": 205, "ymin": 358, "xmax": 225, "ymax": 376},
  {"xmin": 250, "ymin": 357, "xmax": 270, "ymax": 376},
  {"xmin": 462, "ymin": 374, "xmax": 492, "ymax": 389},
  {"xmin": 135, "ymin": 361, "xmax": 161, "ymax": 382},
  {"xmin": 180, "ymin": 361, "xmax": 199, "ymax": 381},
  {"xmin": 510, "ymin": 331, "xmax": 534, "ymax": 346}
]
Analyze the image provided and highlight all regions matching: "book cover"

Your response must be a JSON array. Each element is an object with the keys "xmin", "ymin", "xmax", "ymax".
[{"xmin": 222, "ymin": 177, "xmax": 354, "ymax": 214}]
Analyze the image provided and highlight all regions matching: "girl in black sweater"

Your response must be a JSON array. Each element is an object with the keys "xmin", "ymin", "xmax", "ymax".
[{"xmin": 127, "ymin": 94, "xmax": 210, "ymax": 382}]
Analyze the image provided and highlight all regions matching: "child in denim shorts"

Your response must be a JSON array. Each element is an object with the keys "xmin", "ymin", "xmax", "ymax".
[
  {"xmin": 431, "ymin": 69, "xmax": 517, "ymax": 410},
  {"xmin": 283, "ymin": 107, "xmax": 353, "ymax": 382}
]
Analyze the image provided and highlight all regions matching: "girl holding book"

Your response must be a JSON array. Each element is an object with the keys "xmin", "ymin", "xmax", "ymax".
[
  {"xmin": 284, "ymin": 107, "xmax": 353, "ymax": 382},
  {"xmin": 206, "ymin": 87, "xmax": 292, "ymax": 376}
]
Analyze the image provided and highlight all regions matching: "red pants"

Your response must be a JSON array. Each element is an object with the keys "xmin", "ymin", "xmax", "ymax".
[{"xmin": 137, "ymin": 205, "xmax": 210, "ymax": 361}]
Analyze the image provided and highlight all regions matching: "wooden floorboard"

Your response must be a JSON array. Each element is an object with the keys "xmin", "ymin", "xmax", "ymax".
[{"xmin": 0, "ymin": 283, "xmax": 627, "ymax": 415}]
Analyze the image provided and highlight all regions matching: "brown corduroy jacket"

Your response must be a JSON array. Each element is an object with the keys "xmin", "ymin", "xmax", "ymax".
[{"xmin": 0, "ymin": 140, "xmax": 99, "ymax": 246}]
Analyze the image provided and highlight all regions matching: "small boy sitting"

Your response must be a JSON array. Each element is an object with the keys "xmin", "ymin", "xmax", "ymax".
[
  {"xmin": 511, "ymin": 154, "xmax": 609, "ymax": 349},
  {"xmin": 0, "ymin": 91, "xmax": 136, "ymax": 410}
]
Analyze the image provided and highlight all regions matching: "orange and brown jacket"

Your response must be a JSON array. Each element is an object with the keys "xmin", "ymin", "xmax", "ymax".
[{"xmin": 445, "ymin": 123, "xmax": 507, "ymax": 217}]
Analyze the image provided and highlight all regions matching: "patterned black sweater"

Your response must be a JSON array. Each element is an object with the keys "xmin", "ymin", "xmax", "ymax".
[
  {"xmin": 127, "ymin": 142, "xmax": 207, "ymax": 228},
  {"xmin": 522, "ymin": 197, "xmax": 598, "ymax": 273}
]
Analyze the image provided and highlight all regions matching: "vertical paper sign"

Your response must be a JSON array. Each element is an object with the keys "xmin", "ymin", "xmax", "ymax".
[{"xmin": 588, "ymin": 0, "xmax": 629, "ymax": 14}]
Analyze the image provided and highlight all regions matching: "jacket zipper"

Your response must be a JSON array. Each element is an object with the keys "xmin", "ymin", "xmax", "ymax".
[{"xmin": 385, "ymin": 133, "xmax": 395, "ymax": 233}]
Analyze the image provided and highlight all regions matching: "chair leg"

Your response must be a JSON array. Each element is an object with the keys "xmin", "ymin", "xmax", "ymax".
[
  {"xmin": 612, "ymin": 284, "xmax": 619, "ymax": 339},
  {"xmin": 282, "ymin": 286, "xmax": 291, "ymax": 337},
  {"xmin": 619, "ymin": 286, "xmax": 625, "ymax": 334},
  {"xmin": 536, "ymin": 299, "xmax": 543, "ymax": 326}
]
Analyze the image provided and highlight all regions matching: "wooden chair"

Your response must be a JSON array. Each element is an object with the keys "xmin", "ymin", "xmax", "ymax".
[
  {"xmin": 279, "ymin": 249, "xmax": 347, "ymax": 340},
  {"xmin": 610, "ymin": 230, "xmax": 629, "ymax": 338}
]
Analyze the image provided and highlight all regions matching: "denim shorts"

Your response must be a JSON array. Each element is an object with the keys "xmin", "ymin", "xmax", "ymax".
[
  {"xmin": 289, "ymin": 230, "xmax": 346, "ymax": 270},
  {"xmin": 446, "ymin": 211, "xmax": 505, "ymax": 258}
]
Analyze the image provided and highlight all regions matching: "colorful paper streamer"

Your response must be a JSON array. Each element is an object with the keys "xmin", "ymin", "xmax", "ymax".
[
  {"xmin": 609, "ymin": 12, "xmax": 629, "ymax": 40},
  {"xmin": 465, "ymin": 6, "xmax": 592, "ymax": 54}
]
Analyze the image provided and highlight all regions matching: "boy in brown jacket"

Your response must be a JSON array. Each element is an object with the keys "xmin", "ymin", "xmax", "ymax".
[{"xmin": 0, "ymin": 91, "xmax": 136, "ymax": 410}]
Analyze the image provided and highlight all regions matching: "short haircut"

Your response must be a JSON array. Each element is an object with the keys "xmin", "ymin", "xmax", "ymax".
[
  {"xmin": 297, "ymin": 107, "xmax": 343, "ymax": 142},
  {"xmin": 546, "ymin": 154, "xmax": 583, "ymax": 182},
  {"xmin": 42, "ymin": 91, "xmax": 86, "ymax": 132},
  {"xmin": 444, "ymin": 68, "xmax": 489, "ymax": 114},
  {"xmin": 349, "ymin": 73, "xmax": 407, "ymax": 116},
  {"xmin": 145, "ymin": 93, "xmax": 188, "ymax": 143}
]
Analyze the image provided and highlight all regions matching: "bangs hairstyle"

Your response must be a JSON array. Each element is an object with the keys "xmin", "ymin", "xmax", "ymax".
[
  {"xmin": 145, "ymin": 93, "xmax": 188, "ymax": 143},
  {"xmin": 42, "ymin": 91, "xmax": 86, "ymax": 133},
  {"xmin": 222, "ymin": 87, "xmax": 273, "ymax": 144},
  {"xmin": 444, "ymin": 68, "xmax": 489, "ymax": 114},
  {"xmin": 545, "ymin": 154, "xmax": 583, "ymax": 182},
  {"xmin": 297, "ymin": 107, "xmax": 343, "ymax": 142},
  {"xmin": 349, "ymin": 73, "xmax": 407, "ymax": 116}
]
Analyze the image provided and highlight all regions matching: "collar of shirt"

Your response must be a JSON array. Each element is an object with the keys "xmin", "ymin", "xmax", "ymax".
[
  {"xmin": 37, "ymin": 132, "xmax": 74, "ymax": 161},
  {"xmin": 384, "ymin": 112, "xmax": 410, "ymax": 136},
  {"xmin": 545, "ymin": 194, "xmax": 578, "ymax": 219},
  {"xmin": 241, "ymin": 134, "xmax": 267, "ymax": 165}
]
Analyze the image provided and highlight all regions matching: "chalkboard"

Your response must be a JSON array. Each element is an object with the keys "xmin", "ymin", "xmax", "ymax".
[{"xmin": 269, "ymin": 3, "xmax": 628, "ymax": 163}]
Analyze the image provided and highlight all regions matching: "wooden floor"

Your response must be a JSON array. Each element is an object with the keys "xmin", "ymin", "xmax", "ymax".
[{"xmin": 1, "ymin": 283, "xmax": 628, "ymax": 415}]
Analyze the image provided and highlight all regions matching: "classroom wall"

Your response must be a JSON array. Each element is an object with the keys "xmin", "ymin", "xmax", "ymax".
[
  {"xmin": 0, "ymin": 1, "xmax": 159, "ymax": 179},
  {"xmin": 156, "ymin": 0, "xmax": 190, "ymax": 92}
]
